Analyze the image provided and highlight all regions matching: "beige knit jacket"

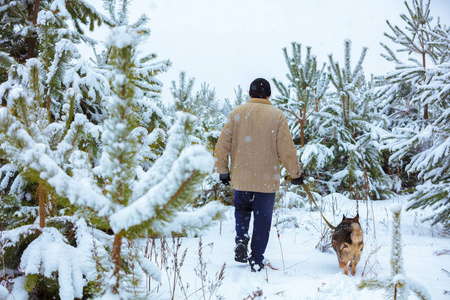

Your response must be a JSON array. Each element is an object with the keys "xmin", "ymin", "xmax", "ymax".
[{"xmin": 214, "ymin": 98, "xmax": 302, "ymax": 193}]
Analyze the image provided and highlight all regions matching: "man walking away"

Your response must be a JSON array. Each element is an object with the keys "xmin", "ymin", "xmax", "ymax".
[{"xmin": 215, "ymin": 78, "xmax": 304, "ymax": 272}]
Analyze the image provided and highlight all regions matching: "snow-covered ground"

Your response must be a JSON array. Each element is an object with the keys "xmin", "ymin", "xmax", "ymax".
[{"xmin": 149, "ymin": 194, "xmax": 450, "ymax": 299}]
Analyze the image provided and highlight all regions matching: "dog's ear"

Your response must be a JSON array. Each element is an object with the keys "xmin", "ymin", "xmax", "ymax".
[
  {"xmin": 354, "ymin": 213, "xmax": 359, "ymax": 222},
  {"xmin": 342, "ymin": 215, "xmax": 346, "ymax": 221},
  {"xmin": 340, "ymin": 242, "xmax": 350, "ymax": 250}
]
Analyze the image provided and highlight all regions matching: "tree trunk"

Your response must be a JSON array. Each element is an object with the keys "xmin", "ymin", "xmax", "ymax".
[
  {"xmin": 300, "ymin": 121, "xmax": 305, "ymax": 148},
  {"xmin": 422, "ymin": 51, "xmax": 428, "ymax": 120},
  {"xmin": 24, "ymin": 0, "xmax": 41, "ymax": 61},
  {"xmin": 38, "ymin": 181, "xmax": 45, "ymax": 228},
  {"xmin": 300, "ymin": 106, "xmax": 306, "ymax": 148},
  {"xmin": 342, "ymin": 95, "xmax": 349, "ymax": 127},
  {"xmin": 112, "ymin": 230, "xmax": 124, "ymax": 294},
  {"xmin": 46, "ymin": 94, "xmax": 51, "ymax": 122}
]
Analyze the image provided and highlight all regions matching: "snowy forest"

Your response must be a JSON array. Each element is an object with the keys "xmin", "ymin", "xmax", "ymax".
[{"xmin": 0, "ymin": 0, "xmax": 449, "ymax": 299}]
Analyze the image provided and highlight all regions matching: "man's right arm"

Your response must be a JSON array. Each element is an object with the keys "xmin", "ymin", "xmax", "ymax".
[{"xmin": 214, "ymin": 115, "xmax": 234, "ymax": 175}]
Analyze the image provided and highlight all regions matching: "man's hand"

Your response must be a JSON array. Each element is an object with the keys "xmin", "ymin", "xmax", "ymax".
[
  {"xmin": 291, "ymin": 174, "xmax": 305, "ymax": 185},
  {"xmin": 219, "ymin": 173, "xmax": 231, "ymax": 186}
]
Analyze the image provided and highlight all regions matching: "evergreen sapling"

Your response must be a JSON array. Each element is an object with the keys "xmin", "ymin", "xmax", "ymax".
[
  {"xmin": 358, "ymin": 204, "xmax": 431, "ymax": 300},
  {"xmin": 379, "ymin": 0, "xmax": 450, "ymax": 229}
]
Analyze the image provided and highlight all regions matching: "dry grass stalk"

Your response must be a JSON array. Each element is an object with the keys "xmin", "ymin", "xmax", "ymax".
[
  {"xmin": 274, "ymin": 213, "xmax": 286, "ymax": 275},
  {"xmin": 361, "ymin": 243, "xmax": 382, "ymax": 278},
  {"xmin": 243, "ymin": 288, "xmax": 263, "ymax": 300}
]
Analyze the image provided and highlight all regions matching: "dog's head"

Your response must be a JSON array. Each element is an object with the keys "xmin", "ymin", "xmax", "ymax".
[
  {"xmin": 341, "ymin": 213, "xmax": 360, "ymax": 224},
  {"xmin": 337, "ymin": 213, "xmax": 364, "ymax": 257}
]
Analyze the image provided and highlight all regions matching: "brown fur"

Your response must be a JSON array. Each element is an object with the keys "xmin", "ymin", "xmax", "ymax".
[{"xmin": 331, "ymin": 213, "xmax": 364, "ymax": 275}]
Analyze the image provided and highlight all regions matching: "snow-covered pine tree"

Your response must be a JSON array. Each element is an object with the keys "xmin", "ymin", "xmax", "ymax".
[
  {"xmin": 220, "ymin": 86, "xmax": 249, "ymax": 141},
  {"xmin": 170, "ymin": 72, "xmax": 236, "ymax": 206},
  {"xmin": 273, "ymin": 42, "xmax": 329, "ymax": 149},
  {"xmin": 309, "ymin": 40, "xmax": 391, "ymax": 199},
  {"xmin": 0, "ymin": 0, "xmax": 109, "ymax": 85},
  {"xmin": 376, "ymin": 0, "xmax": 436, "ymax": 191},
  {"xmin": 0, "ymin": 0, "xmax": 170, "ymax": 232},
  {"xmin": 98, "ymin": 25, "xmax": 224, "ymax": 297},
  {"xmin": 0, "ymin": 0, "xmax": 113, "ymax": 294},
  {"xmin": 232, "ymin": 85, "xmax": 249, "ymax": 107},
  {"xmin": 272, "ymin": 43, "xmax": 334, "ymax": 200},
  {"xmin": 170, "ymin": 72, "xmax": 248, "ymax": 153},
  {"xmin": 220, "ymin": 86, "xmax": 249, "ymax": 127},
  {"xmin": 0, "ymin": 1, "xmax": 224, "ymax": 298},
  {"xmin": 171, "ymin": 71, "xmax": 195, "ymax": 113},
  {"xmin": 0, "ymin": 0, "xmax": 114, "ymax": 116},
  {"xmin": 191, "ymin": 83, "xmax": 232, "ymax": 206},
  {"xmin": 94, "ymin": 0, "xmax": 172, "ymax": 165},
  {"xmin": 379, "ymin": 0, "xmax": 450, "ymax": 228},
  {"xmin": 170, "ymin": 72, "xmax": 225, "ymax": 144},
  {"xmin": 0, "ymin": 25, "xmax": 223, "ymax": 300},
  {"xmin": 0, "ymin": 0, "xmax": 112, "ymax": 233},
  {"xmin": 358, "ymin": 204, "xmax": 431, "ymax": 300},
  {"xmin": 378, "ymin": 0, "xmax": 439, "ymax": 120}
]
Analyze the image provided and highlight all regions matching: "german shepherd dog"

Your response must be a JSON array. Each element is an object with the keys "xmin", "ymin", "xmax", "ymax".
[{"xmin": 331, "ymin": 214, "xmax": 364, "ymax": 275}]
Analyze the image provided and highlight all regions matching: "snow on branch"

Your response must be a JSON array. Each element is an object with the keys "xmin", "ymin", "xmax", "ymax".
[
  {"xmin": 20, "ymin": 219, "xmax": 101, "ymax": 300},
  {"xmin": 105, "ymin": 26, "xmax": 141, "ymax": 49},
  {"xmin": 133, "ymin": 112, "xmax": 197, "ymax": 198},
  {"xmin": 0, "ymin": 108, "xmax": 112, "ymax": 216},
  {"xmin": 109, "ymin": 144, "xmax": 215, "ymax": 233},
  {"xmin": 300, "ymin": 143, "xmax": 334, "ymax": 169},
  {"xmin": 46, "ymin": 39, "xmax": 79, "ymax": 88},
  {"xmin": 156, "ymin": 201, "xmax": 226, "ymax": 236}
]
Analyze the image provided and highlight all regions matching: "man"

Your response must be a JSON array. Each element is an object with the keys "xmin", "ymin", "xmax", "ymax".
[{"xmin": 215, "ymin": 78, "xmax": 304, "ymax": 272}]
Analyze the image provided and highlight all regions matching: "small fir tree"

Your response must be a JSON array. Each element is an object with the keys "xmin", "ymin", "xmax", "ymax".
[
  {"xmin": 358, "ymin": 204, "xmax": 431, "ymax": 300},
  {"xmin": 300, "ymin": 40, "xmax": 392, "ymax": 199},
  {"xmin": 272, "ymin": 43, "xmax": 333, "ymax": 200},
  {"xmin": 0, "ymin": 1, "xmax": 224, "ymax": 298},
  {"xmin": 171, "ymin": 71, "xmax": 195, "ymax": 112},
  {"xmin": 379, "ymin": 0, "xmax": 450, "ymax": 228},
  {"xmin": 273, "ymin": 42, "xmax": 329, "ymax": 148},
  {"xmin": 0, "ymin": 0, "xmax": 113, "ymax": 233},
  {"xmin": 378, "ymin": 0, "xmax": 439, "ymax": 120},
  {"xmin": 0, "ymin": 0, "xmax": 110, "ymax": 84},
  {"xmin": 170, "ymin": 72, "xmax": 237, "ymax": 206},
  {"xmin": 0, "ymin": 24, "xmax": 224, "ymax": 298}
]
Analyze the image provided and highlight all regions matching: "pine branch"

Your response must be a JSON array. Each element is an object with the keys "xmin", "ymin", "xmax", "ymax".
[
  {"xmin": 0, "ymin": 51, "xmax": 14, "ymax": 69},
  {"xmin": 45, "ymin": 39, "xmax": 77, "ymax": 95},
  {"xmin": 110, "ymin": 143, "xmax": 214, "ymax": 236},
  {"xmin": 0, "ymin": 108, "xmax": 112, "ymax": 216}
]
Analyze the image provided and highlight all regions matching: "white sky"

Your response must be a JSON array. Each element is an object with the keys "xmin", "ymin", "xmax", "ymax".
[{"xmin": 86, "ymin": 0, "xmax": 450, "ymax": 103}]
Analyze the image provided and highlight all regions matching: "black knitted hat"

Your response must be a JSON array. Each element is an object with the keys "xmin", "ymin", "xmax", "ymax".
[{"xmin": 249, "ymin": 78, "xmax": 271, "ymax": 98}]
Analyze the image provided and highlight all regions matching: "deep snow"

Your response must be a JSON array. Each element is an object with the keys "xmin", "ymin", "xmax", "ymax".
[{"xmin": 147, "ymin": 194, "xmax": 450, "ymax": 299}]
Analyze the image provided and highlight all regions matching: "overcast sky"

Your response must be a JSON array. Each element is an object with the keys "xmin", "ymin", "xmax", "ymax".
[{"xmin": 87, "ymin": 0, "xmax": 450, "ymax": 103}]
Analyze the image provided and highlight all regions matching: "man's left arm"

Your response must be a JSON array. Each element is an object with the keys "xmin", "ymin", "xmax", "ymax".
[{"xmin": 276, "ymin": 114, "xmax": 302, "ymax": 180}]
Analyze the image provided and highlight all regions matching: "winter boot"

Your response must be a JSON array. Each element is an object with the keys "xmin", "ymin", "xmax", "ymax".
[
  {"xmin": 234, "ymin": 239, "xmax": 248, "ymax": 263},
  {"xmin": 249, "ymin": 258, "xmax": 264, "ymax": 272}
]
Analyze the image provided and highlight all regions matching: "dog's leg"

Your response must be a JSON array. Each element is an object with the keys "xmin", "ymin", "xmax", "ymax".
[
  {"xmin": 339, "ymin": 260, "xmax": 349, "ymax": 275},
  {"xmin": 351, "ymin": 257, "xmax": 360, "ymax": 276},
  {"xmin": 349, "ymin": 260, "xmax": 355, "ymax": 276}
]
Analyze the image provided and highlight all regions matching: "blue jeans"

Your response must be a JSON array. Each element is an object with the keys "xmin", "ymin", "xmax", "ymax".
[{"xmin": 234, "ymin": 190, "xmax": 276, "ymax": 264}]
